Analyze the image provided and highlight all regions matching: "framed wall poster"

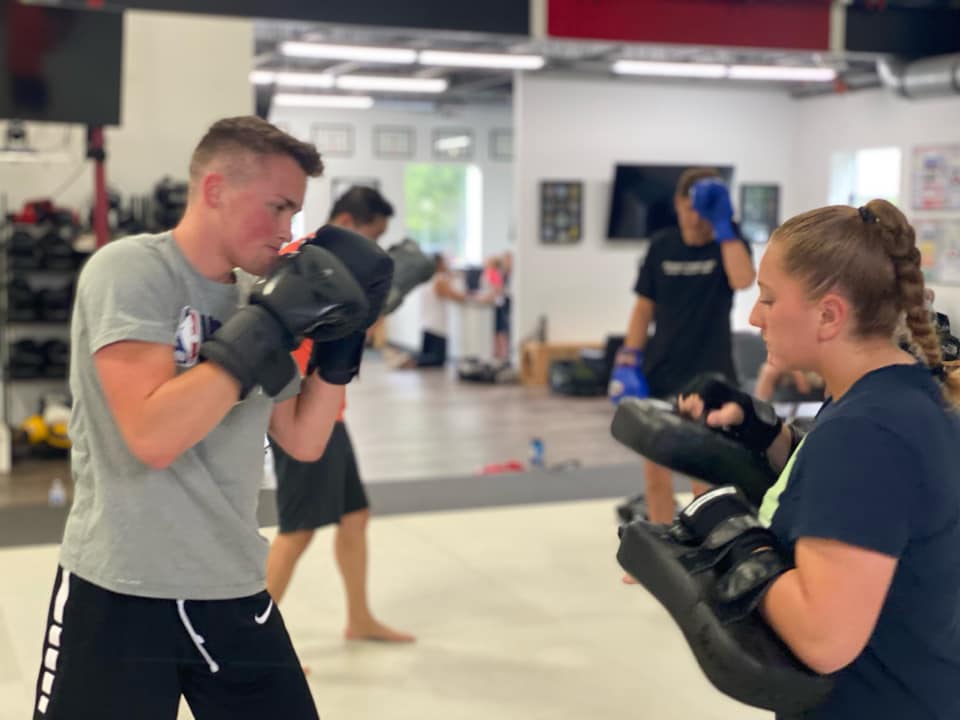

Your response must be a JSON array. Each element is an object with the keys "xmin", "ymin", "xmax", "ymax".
[
  {"xmin": 432, "ymin": 127, "xmax": 474, "ymax": 160},
  {"xmin": 311, "ymin": 123, "xmax": 354, "ymax": 157},
  {"xmin": 373, "ymin": 125, "xmax": 415, "ymax": 159},
  {"xmin": 739, "ymin": 184, "xmax": 780, "ymax": 244},
  {"xmin": 539, "ymin": 180, "xmax": 582, "ymax": 245},
  {"xmin": 912, "ymin": 145, "xmax": 960, "ymax": 210},
  {"xmin": 490, "ymin": 128, "xmax": 513, "ymax": 161},
  {"xmin": 915, "ymin": 219, "xmax": 941, "ymax": 282}
]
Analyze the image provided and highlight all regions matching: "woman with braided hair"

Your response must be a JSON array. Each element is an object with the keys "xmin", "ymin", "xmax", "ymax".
[{"xmin": 680, "ymin": 199, "xmax": 960, "ymax": 719}]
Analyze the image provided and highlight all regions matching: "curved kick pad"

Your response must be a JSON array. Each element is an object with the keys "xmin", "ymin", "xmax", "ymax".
[
  {"xmin": 611, "ymin": 398, "xmax": 777, "ymax": 507},
  {"xmin": 617, "ymin": 520, "xmax": 834, "ymax": 714},
  {"xmin": 383, "ymin": 238, "xmax": 436, "ymax": 315}
]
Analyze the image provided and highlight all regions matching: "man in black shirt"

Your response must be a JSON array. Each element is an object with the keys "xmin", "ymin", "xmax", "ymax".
[{"xmin": 608, "ymin": 168, "xmax": 755, "ymax": 522}]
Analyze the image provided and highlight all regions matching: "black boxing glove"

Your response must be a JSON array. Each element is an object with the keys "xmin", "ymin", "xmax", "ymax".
[
  {"xmin": 682, "ymin": 373, "xmax": 783, "ymax": 453},
  {"xmin": 307, "ymin": 331, "xmax": 366, "ymax": 385},
  {"xmin": 304, "ymin": 224, "xmax": 394, "ymax": 327},
  {"xmin": 200, "ymin": 245, "xmax": 369, "ymax": 397}
]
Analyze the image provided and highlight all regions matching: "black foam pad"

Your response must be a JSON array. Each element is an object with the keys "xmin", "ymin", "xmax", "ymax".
[
  {"xmin": 618, "ymin": 520, "xmax": 833, "ymax": 713},
  {"xmin": 611, "ymin": 398, "xmax": 777, "ymax": 507},
  {"xmin": 383, "ymin": 238, "xmax": 436, "ymax": 315}
]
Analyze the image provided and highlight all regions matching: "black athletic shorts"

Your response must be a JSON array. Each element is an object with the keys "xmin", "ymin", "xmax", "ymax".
[
  {"xmin": 33, "ymin": 567, "xmax": 318, "ymax": 720},
  {"xmin": 270, "ymin": 421, "xmax": 369, "ymax": 534},
  {"xmin": 494, "ymin": 296, "xmax": 511, "ymax": 334}
]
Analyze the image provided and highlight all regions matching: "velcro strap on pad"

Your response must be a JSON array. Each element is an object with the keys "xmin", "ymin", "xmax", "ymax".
[
  {"xmin": 713, "ymin": 533, "xmax": 791, "ymax": 622},
  {"xmin": 679, "ymin": 486, "xmax": 755, "ymax": 542}
]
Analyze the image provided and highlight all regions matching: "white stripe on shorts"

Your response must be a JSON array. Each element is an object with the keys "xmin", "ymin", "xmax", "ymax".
[{"xmin": 53, "ymin": 570, "xmax": 71, "ymax": 624}]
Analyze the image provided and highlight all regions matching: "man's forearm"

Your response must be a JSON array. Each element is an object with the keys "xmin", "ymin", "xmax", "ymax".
[
  {"xmin": 625, "ymin": 299, "xmax": 653, "ymax": 350},
  {"xmin": 271, "ymin": 375, "xmax": 345, "ymax": 461},
  {"xmin": 764, "ymin": 423, "xmax": 795, "ymax": 474},
  {"xmin": 719, "ymin": 240, "xmax": 756, "ymax": 290}
]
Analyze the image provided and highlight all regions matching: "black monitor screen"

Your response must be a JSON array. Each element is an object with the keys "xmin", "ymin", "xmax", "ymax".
[
  {"xmin": 0, "ymin": 2, "xmax": 123, "ymax": 125},
  {"xmin": 607, "ymin": 164, "xmax": 734, "ymax": 240}
]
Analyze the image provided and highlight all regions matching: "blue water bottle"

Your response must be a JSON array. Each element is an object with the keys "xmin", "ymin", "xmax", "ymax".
[{"xmin": 529, "ymin": 437, "xmax": 545, "ymax": 468}]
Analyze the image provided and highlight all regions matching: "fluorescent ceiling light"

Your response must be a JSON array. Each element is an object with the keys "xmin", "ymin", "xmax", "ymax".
[
  {"xmin": 612, "ymin": 60, "xmax": 726, "ymax": 78},
  {"xmin": 280, "ymin": 41, "xmax": 417, "ymax": 64},
  {"xmin": 728, "ymin": 65, "xmax": 837, "ymax": 82},
  {"xmin": 336, "ymin": 75, "xmax": 448, "ymax": 93},
  {"xmin": 418, "ymin": 50, "xmax": 544, "ymax": 70},
  {"xmin": 434, "ymin": 135, "xmax": 472, "ymax": 152},
  {"xmin": 612, "ymin": 60, "xmax": 837, "ymax": 83},
  {"xmin": 250, "ymin": 71, "xmax": 334, "ymax": 88},
  {"xmin": 273, "ymin": 93, "xmax": 375, "ymax": 109}
]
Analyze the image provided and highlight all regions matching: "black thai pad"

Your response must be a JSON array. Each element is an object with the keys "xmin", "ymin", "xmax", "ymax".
[
  {"xmin": 383, "ymin": 238, "xmax": 436, "ymax": 315},
  {"xmin": 610, "ymin": 398, "xmax": 777, "ymax": 507},
  {"xmin": 617, "ymin": 520, "xmax": 833, "ymax": 714}
]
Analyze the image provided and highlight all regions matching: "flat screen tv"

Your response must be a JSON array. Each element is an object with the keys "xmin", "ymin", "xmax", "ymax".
[
  {"xmin": 0, "ymin": 2, "xmax": 123, "ymax": 126},
  {"xmin": 607, "ymin": 164, "xmax": 734, "ymax": 240}
]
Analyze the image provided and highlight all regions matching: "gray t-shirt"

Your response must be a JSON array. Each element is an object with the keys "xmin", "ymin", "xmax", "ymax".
[{"xmin": 60, "ymin": 232, "xmax": 298, "ymax": 600}]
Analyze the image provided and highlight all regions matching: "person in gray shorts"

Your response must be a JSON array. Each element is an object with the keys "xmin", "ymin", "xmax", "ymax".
[{"xmin": 30, "ymin": 116, "xmax": 391, "ymax": 720}]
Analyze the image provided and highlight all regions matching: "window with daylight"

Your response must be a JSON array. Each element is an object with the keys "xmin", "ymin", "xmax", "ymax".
[
  {"xmin": 829, "ymin": 147, "xmax": 902, "ymax": 208},
  {"xmin": 404, "ymin": 163, "xmax": 483, "ymax": 263}
]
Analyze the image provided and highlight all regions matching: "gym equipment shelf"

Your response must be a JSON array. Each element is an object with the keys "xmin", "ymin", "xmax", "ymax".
[{"xmin": 1, "ymin": 220, "xmax": 83, "ymax": 471}]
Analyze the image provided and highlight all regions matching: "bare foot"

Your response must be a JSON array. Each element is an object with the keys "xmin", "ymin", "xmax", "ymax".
[{"xmin": 345, "ymin": 620, "xmax": 415, "ymax": 643}]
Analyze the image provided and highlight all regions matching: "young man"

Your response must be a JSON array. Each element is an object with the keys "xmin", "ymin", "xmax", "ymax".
[
  {"xmin": 609, "ymin": 168, "xmax": 755, "ymax": 523},
  {"xmin": 31, "ymin": 117, "xmax": 390, "ymax": 720},
  {"xmin": 266, "ymin": 186, "xmax": 415, "ymax": 644}
]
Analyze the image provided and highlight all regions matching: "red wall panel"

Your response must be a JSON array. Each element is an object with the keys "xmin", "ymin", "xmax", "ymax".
[{"xmin": 548, "ymin": 0, "xmax": 831, "ymax": 51}]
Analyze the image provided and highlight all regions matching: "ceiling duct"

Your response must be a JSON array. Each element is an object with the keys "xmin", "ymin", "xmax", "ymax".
[{"xmin": 877, "ymin": 53, "xmax": 960, "ymax": 99}]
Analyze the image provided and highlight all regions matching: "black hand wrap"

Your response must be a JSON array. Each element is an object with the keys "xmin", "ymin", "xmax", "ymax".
[
  {"xmin": 683, "ymin": 373, "xmax": 783, "ymax": 453},
  {"xmin": 617, "ymin": 486, "xmax": 832, "ymax": 714}
]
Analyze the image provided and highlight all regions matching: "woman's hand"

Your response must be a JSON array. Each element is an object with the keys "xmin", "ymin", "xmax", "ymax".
[{"xmin": 676, "ymin": 391, "xmax": 745, "ymax": 428}]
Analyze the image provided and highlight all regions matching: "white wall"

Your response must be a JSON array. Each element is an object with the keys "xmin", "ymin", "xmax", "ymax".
[
  {"xmin": 270, "ymin": 104, "xmax": 513, "ymax": 347},
  {"xmin": 1, "ymin": 11, "xmax": 253, "ymax": 215},
  {"xmin": 790, "ymin": 89, "xmax": 960, "ymax": 321},
  {"xmin": 513, "ymin": 74, "xmax": 798, "ymax": 345}
]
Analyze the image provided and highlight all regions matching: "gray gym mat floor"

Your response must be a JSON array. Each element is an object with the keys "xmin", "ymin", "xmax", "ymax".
[{"xmin": 0, "ymin": 463, "xmax": 694, "ymax": 549}]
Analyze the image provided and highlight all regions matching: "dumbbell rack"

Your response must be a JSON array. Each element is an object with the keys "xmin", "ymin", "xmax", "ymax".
[{"xmin": 0, "ymin": 221, "xmax": 78, "ymax": 472}]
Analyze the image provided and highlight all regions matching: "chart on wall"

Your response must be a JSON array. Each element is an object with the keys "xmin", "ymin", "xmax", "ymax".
[
  {"xmin": 912, "ymin": 145, "xmax": 960, "ymax": 210},
  {"xmin": 915, "ymin": 219, "xmax": 960, "ymax": 285},
  {"xmin": 539, "ymin": 181, "xmax": 582, "ymax": 244}
]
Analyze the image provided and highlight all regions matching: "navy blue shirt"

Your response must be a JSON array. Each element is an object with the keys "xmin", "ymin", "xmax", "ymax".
[
  {"xmin": 768, "ymin": 364, "xmax": 960, "ymax": 720},
  {"xmin": 633, "ymin": 227, "xmax": 749, "ymax": 396}
]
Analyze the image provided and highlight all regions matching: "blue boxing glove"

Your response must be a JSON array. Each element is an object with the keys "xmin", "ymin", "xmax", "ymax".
[
  {"xmin": 690, "ymin": 178, "xmax": 737, "ymax": 243},
  {"xmin": 608, "ymin": 348, "xmax": 650, "ymax": 405}
]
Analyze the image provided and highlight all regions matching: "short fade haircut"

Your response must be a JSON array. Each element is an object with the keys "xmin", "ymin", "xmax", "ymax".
[
  {"xmin": 189, "ymin": 116, "xmax": 324, "ymax": 184},
  {"xmin": 675, "ymin": 167, "xmax": 722, "ymax": 198},
  {"xmin": 329, "ymin": 186, "xmax": 394, "ymax": 224}
]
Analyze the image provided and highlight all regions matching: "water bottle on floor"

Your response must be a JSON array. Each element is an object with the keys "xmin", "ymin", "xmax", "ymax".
[
  {"xmin": 48, "ymin": 478, "xmax": 67, "ymax": 507},
  {"xmin": 529, "ymin": 437, "xmax": 545, "ymax": 468}
]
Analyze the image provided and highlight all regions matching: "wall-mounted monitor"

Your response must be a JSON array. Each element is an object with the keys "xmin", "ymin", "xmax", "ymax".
[
  {"xmin": 606, "ymin": 163, "xmax": 734, "ymax": 240},
  {"xmin": 0, "ymin": 2, "xmax": 123, "ymax": 126}
]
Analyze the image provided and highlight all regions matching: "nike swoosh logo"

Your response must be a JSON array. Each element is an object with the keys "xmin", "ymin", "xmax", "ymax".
[{"xmin": 254, "ymin": 599, "xmax": 274, "ymax": 625}]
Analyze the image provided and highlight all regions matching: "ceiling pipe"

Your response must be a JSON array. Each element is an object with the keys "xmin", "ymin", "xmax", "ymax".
[{"xmin": 877, "ymin": 53, "xmax": 960, "ymax": 99}]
